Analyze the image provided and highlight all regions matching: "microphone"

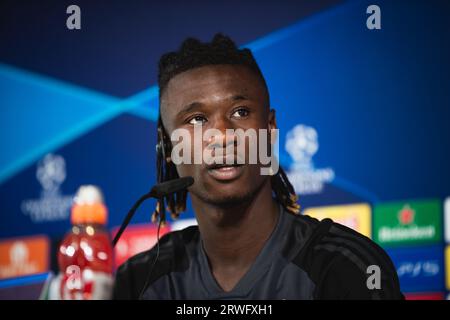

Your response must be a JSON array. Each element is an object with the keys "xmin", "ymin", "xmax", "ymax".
[
  {"xmin": 112, "ymin": 176, "xmax": 194, "ymax": 247},
  {"xmin": 151, "ymin": 176, "xmax": 194, "ymax": 198}
]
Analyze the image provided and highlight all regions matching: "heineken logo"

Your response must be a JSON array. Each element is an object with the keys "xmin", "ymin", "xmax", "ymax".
[
  {"xmin": 379, "ymin": 225, "xmax": 435, "ymax": 243},
  {"xmin": 380, "ymin": 204, "xmax": 435, "ymax": 242},
  {"xmin": 374, "ymin": 200, "xmax": 442, "ymax": 245}
]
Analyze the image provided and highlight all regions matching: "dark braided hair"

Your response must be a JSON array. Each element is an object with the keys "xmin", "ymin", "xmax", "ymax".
[{"xmin": 153, "ymin": 33, "xmax": 300, "ymax": 224}]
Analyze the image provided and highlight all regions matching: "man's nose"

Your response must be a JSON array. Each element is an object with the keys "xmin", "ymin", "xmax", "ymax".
[
  {"xmin": 206, "ymin": 116, "xmax": 238, "ymax": 149},
  {"xmin": 206, "ymin": 132, "xmax": 237, "ymax": 150}
]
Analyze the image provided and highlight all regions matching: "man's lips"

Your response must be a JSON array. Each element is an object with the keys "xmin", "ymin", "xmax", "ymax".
[
  {"xmin": 206, "ymin": 162, "xmax": 243, "ymax": 170},
  {"xmin": 206, "ymin": 163, "xmax": 244, "ymax": 181}
]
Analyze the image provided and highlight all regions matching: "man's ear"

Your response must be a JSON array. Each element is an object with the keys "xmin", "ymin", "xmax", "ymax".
[{"xmin": 268, "ymin": 108, "xmax": 277, "ymax": 131}]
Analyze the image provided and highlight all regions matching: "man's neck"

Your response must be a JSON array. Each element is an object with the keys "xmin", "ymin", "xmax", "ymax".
[{"xmin": 191, "ymin": 180, "xmax": 280, "ymax": 291}]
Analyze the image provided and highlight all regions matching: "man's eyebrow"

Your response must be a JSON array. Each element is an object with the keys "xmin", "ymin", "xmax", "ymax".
[
  {"xmin": 230, "ymin": 94, "xmax": 249, "ymax": 102},
  {"xmin": 179, "ymin": 102, "xmax": 203, "ymax": 117},
  {"xmin": 179, "ymin": 94, "xmax": 250, "ymax": 117}
]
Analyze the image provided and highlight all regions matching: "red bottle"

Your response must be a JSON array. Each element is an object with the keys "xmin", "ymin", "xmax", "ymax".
[{"xmin": 57, "ymin": 185, "xmax": 114, "ymax": 300}]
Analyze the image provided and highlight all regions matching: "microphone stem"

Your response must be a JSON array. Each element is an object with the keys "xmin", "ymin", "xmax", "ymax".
[{"xmin": 112, "ymin": 191, "xmax": 155, "ymax": 247}]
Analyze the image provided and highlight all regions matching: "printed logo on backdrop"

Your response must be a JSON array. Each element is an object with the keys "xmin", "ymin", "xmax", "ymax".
[
  {"xmin": 387, "ymin": 246, "xmax": 445, "ymax": 292},
  {"xmin": 0, "ymin": 236, "xmax": 49, "ymax": 280},
  {"xmin": 397, "ymin": 260, "xmax": 440, "ymax": 278},
  {"xmin": 21, "ymin": 153, "xmax": 73, "ymax": 222},
  {"xmin": 373, "ymin": 200, "xmax": 442, "ymax": 246},
  {"xmin": 111, "ymin": 224, "xmax": 171, "ymax": 267},
  {"xmin": 285, "ymin": 124, "xmax": 334, "ymax": 195},
  {"xmin": 303, "ymin": 203, "xmax": 371, "ymax": 238}
]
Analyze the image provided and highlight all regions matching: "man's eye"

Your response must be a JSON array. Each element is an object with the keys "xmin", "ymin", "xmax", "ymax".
[
  {"xmin": 232, "ymin": 108, "xmax": 249, "ymax": 118},
  {"xmin": 188, "ymin": 115, "xmax": 207, "ymax": 125}
]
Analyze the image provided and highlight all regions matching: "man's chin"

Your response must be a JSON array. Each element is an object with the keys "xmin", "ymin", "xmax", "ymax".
[
  {"xmin": 190, "ymin": 166, "xmax": 268, "ymax": 206},
  {"xmin": 195, "ymin": 188, "xmax": 255, "ymax": 208}
]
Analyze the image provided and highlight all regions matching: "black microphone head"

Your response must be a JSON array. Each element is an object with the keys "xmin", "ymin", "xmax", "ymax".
[{"xmin": 151, "ymin": 176, "xmax": 194, "ymax": 197}]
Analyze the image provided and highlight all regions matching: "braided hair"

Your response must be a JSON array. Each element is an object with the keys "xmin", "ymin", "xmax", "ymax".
[{"xmin": 153, "ymin": 33, "xmax": 300, "ymax": 224}]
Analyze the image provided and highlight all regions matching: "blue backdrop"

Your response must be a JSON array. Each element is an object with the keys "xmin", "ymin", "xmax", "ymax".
[{"xmin": 0, "ymin": 0, "xmax": 449, "ymax": 296}]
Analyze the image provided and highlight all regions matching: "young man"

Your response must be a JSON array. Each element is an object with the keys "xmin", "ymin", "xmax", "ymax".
[{"xmin": 113, "ymin": 34, "xmax": 403, "ymax": 300}]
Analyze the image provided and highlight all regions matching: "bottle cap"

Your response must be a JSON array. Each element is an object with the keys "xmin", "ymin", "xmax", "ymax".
[{"xmin": 71, "ymin": 185, "xmax": 108, "ymax": 225}]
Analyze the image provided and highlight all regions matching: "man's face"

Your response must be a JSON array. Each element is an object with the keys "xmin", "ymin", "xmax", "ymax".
[{"xmin": 160, "ymin": 64, "xmax": 276, "ymax": 206}]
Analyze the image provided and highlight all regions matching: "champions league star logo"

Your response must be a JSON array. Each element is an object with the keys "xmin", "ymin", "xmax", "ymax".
[
  {"xmin": 36, "ymin": 153, "xmax": 66, "ymax": 196},
  {"xmin": 285, "ymin": 125, "xmax": 318, "ymax": 170},
  {"xmin": 21, "ymin": 154, "xmax": 73, "ymax": 222},
  {"xmin": 285, "ymin": 124, "xmax": 334, "ymax": 195}
]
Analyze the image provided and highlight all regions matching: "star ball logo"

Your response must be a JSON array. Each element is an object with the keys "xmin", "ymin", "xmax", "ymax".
[
  {"xmin": 284, "ymin": 124, "xmax": 335, "ymax": 195},
  {"xmin": 21, "ymin": 153, "xmax": 73, "ymax": 223}
]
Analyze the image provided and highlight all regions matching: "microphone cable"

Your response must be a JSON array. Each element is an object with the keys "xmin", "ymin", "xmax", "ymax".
[
  {"xmin": 112, "ymin": 177, "xmax": 194, "ymax": 299},
  {"xmin": 138, "ymin": 203, "xmax": 163, "ymax": 300}
]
